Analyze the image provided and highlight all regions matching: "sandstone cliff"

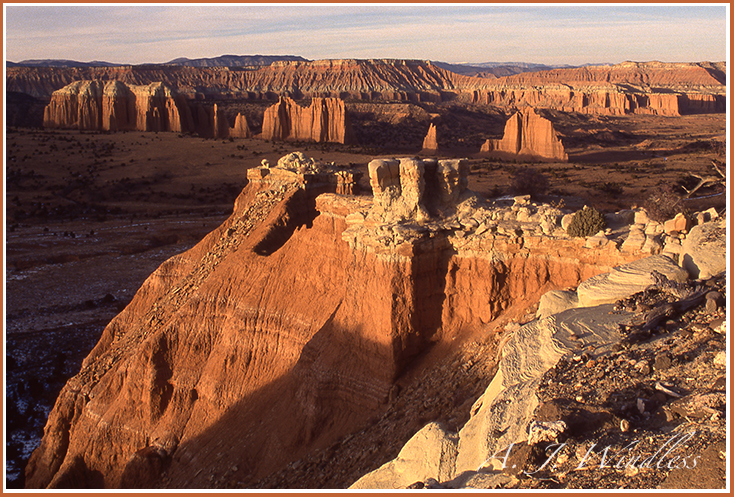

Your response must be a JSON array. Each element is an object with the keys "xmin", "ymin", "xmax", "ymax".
[
  {"xmin": 7, "ymin": 60, "xmax": 484, "ymax": 101},
  {"xmin": 230, "ymin": 113, "xmax": 252, "ymax": 139},
  {"xmin": 42, "ymin": 80, "xmax": 257, "ymax": 138},
  {"xmin": 43, "ymin": 81, "xmax": 193, "ymax": 132},
  {"xmin": 480, "ymin": 108, "xmax": 568, "ymax": 161},
  {"xmin": 25, "ymin": 150, "xmax": 654, "ymax": 489},
  {"xmin": 261, "ymin": 96, "xmax": 355, "ymax": 144},
  {"xmin": 470, "ymin": 61, "xmax": 727, "ymax": 116},
  {"xmin": 8, "ymin": 60, "xmax": 726, "ymax": 115},
  {"xmin": 421, "ymin": 123, "xmax": 438, "ymax": 151}
]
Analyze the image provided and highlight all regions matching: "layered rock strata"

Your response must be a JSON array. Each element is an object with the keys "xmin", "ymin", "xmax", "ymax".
[
  {"xmin": 261, "ymin": 96, "xmax": 355, "ymax": 144},
  {"xmin": 469, "ymin": 61, "xmax": 727, "ymax": 116},
  {"xmin": 43, "ymin": 80, "xmax": 259, "ymax": 138},
  {"xmin": 43, "ymin": 81, "xmax": 193, "ymax": 132},
  {"xmin": 10, "ymin": 60, "xmax": 725, "ymax": 115},
  {"xmin": 480, "ymin": 108, "xmax": 568, "ymax": 161},
  {"xmin": 351, "ymin": 242, "xmax": 725, "ymax": 489},
  {"xmin": 351, "ymin": 302, "xmax": 634, "ymax": 489},
  {"xmin": 28, "ymin": 153, "xmax": 660, "ymax": 489}
]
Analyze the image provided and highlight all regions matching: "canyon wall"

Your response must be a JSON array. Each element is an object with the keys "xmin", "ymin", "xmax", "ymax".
[
  {"xmin": 42, "ymin": 81, "xmax": 257, "ymax": 138},
  {"xmin": 25, "ymin": 154, "xmax": 646, "ymax": 489},
  {"xmin": 43, "ymin": 80, "xmax": 193, "ymax": 132},
  {"xmin": 9, "ymin": 60, "xmax": 726, "ymax": 116},
  {"xmin": 480, "ymin": 108, "xmax": 568, "ymax": 161},
  {"xmin": 261, "ymin": 96, "xmax": 355, "ymax": 143},
  {"xmin": 468, "ymin": 87, "xmax": 726, "ymax": 116}
]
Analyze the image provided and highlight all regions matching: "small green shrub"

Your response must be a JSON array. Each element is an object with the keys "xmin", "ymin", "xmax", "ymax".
[{"xmin": 567, "ymin": 206, "xmax": 606, "ymax": 238}]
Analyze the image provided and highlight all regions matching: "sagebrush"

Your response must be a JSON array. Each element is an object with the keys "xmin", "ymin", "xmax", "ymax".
[{"xmin": 567, "ymin": 206, "xmax": 606, "ymax": 237}]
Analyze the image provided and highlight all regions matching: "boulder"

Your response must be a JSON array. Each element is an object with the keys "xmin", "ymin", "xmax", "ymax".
[
  {"xmin": 536, "ymin": 289, "xmax": 579, "ymax": 319},
  {"xmin": 480, "ymin": 108, "xmax": 568, "ymax": 161},
  {"xmin": 620, "ymin": 225, "xmax": 646, "ymax": 253},
  {"xmin": 561, "ymin": 213, "xmax": 574, "ymax": 231},
  {"xmin": 368, "ymin": 159, "xmax": 401, "ymax": 195},
  {"xmin": 584, "ymin": 231, "xmax": 610, "ymax": 249},
  {"xmin": 436, "ymin": 159, "xmax": 468, "ymax": 205},
  {"xmin": 576, "ymin": 254, "xmax": 688, "ymax": 307},
  {"xmin": 604, "ymin": 209, "xmax": 635, "ymax": 230},
  {"xmin": 527, "ymin": 420, "xmax": 567, "ymax": 445},
  {"xmin": 350, "ymin": 422, "xmax": 458, "ymax": 489},
  {"xmin": 663, "ymin": 213, "xmax": 692, "ymax": 234},
  {"xmin": 633, "ymin": 209, "xmax": 650, "ymax": 225},
  {"xmin": 276, "ymin": 151, "xmax": 323, "ymax": 173},
  {"xmin": 641, "ymin": 234, "xmax": 663, "ymax": 254},
  {"xmin": 680, "ymin": 219, "xmax": 726, "ymax": 279}
]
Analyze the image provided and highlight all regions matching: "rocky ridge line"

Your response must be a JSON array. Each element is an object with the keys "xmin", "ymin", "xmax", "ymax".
[{"xmin": 8, "ymin": 60, "xmax": 726, "ymax": 115}]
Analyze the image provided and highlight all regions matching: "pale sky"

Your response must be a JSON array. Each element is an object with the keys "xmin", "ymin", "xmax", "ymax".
[{"xmin": 3, "ymin": 3, "xmax": 729, "ymax": 66}]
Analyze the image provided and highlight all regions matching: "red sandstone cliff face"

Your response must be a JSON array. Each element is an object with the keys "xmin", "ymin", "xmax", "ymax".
[
  {"xmin": 480, "ymin": 108, "xmax": 568, "ymax": 161},
  {"xmin": 497, "ymin": 61, "xmax": 726, "ymax": 88},
  {"xmin": 230, "ymin": 113, "xmax": 252, "ymax": 139},
  {"xmin": 8, "ymin": 60, "xmax": 725, "ymax": 116},
  {"xmin": 422, "ymin": 123, "xmax": 438, "ymax": 151},
  {"xmin": 470, "ymin": 62, "xmax": 726, "ymax": 116},
  {"xmin": 7, "ymin": 60, "xmax": 483, "ymax": 101},
  {"xmin": 261, "ymin": 96, "xmax": 355, "ymax": 144},
  {"xmin": 25, "ymin": 157, "xmax": 644, "ymax": 489},
  {"xmin": 42, "ymin": 80, "xmax": 255, "ymax": 138},
  {"xmin": 43, "ymin": 81, "xmax": 193, "ymax": 132}
]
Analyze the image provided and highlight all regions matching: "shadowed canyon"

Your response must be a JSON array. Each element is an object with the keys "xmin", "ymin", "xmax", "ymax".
[{"xmin": 5, "ymin": 56, "xmax": 727, "ymax": 489}]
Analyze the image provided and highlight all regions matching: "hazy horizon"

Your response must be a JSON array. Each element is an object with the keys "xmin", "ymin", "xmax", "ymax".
[{"xmin": 4, "ymin": 4, "xmax": 729, "ymax": 66}]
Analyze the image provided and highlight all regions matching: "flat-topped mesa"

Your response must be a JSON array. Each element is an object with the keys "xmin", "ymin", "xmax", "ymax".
[
  {"xmin": 43, "ymin": 80, "xmax": 192, "ymax": 132},
  {"xmin": 261, "ymin": 96, "xmax": 355, "ymax": 144},
  {"xmin": 480, "ymin": 107, "xmax": 568, "ymax": 161},
  {"xmin": 246, "ymin": 151, "xmax": 362, "ymax": 194}
]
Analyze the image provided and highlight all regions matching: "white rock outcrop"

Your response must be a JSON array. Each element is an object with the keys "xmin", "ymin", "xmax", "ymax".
[{"xmin": 576, "ymin": 254, "xmax": 688, "ymax": 307}]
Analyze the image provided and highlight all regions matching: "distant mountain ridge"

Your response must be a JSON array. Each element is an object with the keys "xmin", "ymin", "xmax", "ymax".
[
  {"xmin": 6, "ymin": 55, "xmax": 310, "ymax": 68},
  {"xmin": 165, "ymin": 54, "xmax": 310, "ymax": 67},
  {"xmin": 7, "ymin": 55, "xmax": 620, "ymax": 77},
  {"xmin": 433, "ymin": 61, "xmax": 571, "ymax": 77},
  {"xmin": 8, "ymin": 55, "xmax": 578, "ymax": 75},
  {"xmin": 5, "ymin": 56, "xmax": 610, "ymax": 80},
  {"xmin": 6, "ymin": 59, "xmax": 123, "ymax": 68}
]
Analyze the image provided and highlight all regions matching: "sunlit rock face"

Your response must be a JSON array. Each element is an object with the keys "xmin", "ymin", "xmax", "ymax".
[
  {"xmin": 43, "ymin": 81, "xmax": 192, "ymax": 132},
  {"xmin": 261, "ymin": 96, "xmax": 355, "ymax": 144},
  {"xmin": 480, "ymin": 108, "xmax": 568, "ymax": 161},
  {"xmin": 26, "ymin": 153, "xmax": 645, "ymax": 489}
]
